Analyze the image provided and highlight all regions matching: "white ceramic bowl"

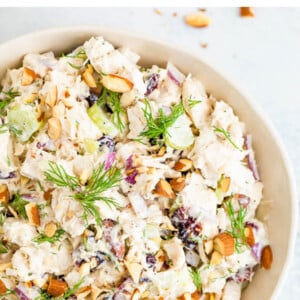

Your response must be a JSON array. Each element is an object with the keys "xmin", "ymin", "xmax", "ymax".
[{"xmin": 0, "ymin": 27, "xmax": 297, "ymax": 300}]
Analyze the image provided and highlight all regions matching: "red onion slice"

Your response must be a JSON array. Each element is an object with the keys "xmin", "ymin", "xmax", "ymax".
[
  {"xmin": 167, "ymin": 62, "xmax": 185, "ymax": 86},
  {"xmin": 235, "ymin": 194, "xmax": 250, "ymax": 208},
  {"xmin": 15, "ymin": 287, "xmax": 30, "ymax": 300},
  {"xmin": 105, "ymin": 152, "xmax": 116, "ymax": 170},
  {"xmin": 251, "ymin": 242, "xmax": 262, "ymax": 261},
  {"xmin": 125, "ymin": 169, "xmax": 138, "ymax": 185},
  {"xmin": 244, "ymin": 135, "xmax": 260, "ymax": 181}
]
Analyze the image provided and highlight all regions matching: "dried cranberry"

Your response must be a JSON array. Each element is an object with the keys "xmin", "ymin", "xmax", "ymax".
[
  {"xmin": 86, "ymin": 92, "xmax": 98, "ymax": 107},
  {"xmin": 98, "ymin": 136, "xmax": 116, "ymax": 152},
  {"xmin": 229, "ymin": 267, "xmax": 252, "ymax": 283},
  {"xmin": 125, "ymin": 169, "xmax": 138, "ymax": 185},
  {"xmin": 145, "ymin": 73, "xmax": 160, "ymax": 96}
]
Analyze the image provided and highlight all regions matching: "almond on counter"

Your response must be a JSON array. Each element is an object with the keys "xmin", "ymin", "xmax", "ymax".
[
  {"xmin": 261, "ymin": 245, "xmax": 273, "ymax": 269},
  {"xmin": 25, "ymin": 202, "xmax": 40, "ymax": 226},
  {"xmin": 213, "ymin": 232, "xmax": 235, "ymax": 256},
  {"xmin": 101, "ymin": 74, "xmax": 133, "ymax": 93},
  {"xmin": 240, "ymin": 7, "xmax": 255, "ymax": 17},
  {"xmin": 22, "ymin": 67, "xmax": 36, "ymax": 86},
  {"xmin": 0, "ymin": 184, "xmax": 9, "ymax": 205},
  {"xmin": 174, "ymin": 158, "xmax": 193, "ymax": 172},
  {"xmin": 47, "ymin": 279, "xmax": 68, "ymax": 297},
  {"xmin": 154, "ymin": 179, "xmax": 175, "ymax": 199},
  {"xmin": 185, "ymin": 12, "xmax": 211, "ymax": 28}
]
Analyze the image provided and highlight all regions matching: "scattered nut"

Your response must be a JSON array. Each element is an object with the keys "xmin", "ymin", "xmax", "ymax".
[
  {"xmin": 174, "ymin": 158, "xmax": 193, "ymax": 172},
  {"xmin": 101, "ymin": 74, "xmax": 133, "ymax": 93},
  {"xmin": 170, "ymin": 177, "xmax": 186, "ymax": 192},
  {"xmin": 204, "ymin": 239, "xmax": 214, "ymax": 255},
  {"xmin": 44, "ymin": 222, "xmax": 57, "ymax": 238},
  {"xmin": 154, "ymin": 179, "xmax": 175, "ymax": 199},
  {"xmin": 219, "ymin": 176, "xmax": 231, "ymax": 193},
  {"xmin": 210, "ymin": 250, "xmax": 222, "ymax": 265},
  {"xmin": 82, "ymin": 65, "xmax": 97, "ymax": 88},
  {"xmin": 261, "ymin": 245, "xmax": 273, "ymax": 269},
  {"xmin": 191, "ymin": 291, "xmax": 201, "ymax": 300},
  {"xmin": 45, "ymin": 85, "xmax": 58, "ymax": 107},
  {"xmin": 25, "ymin": 202, "xmax": 40, "ymax": 226},
  {"xmin": 0, "ymin": 279, "xmax": 7, "ymax": 294},
  {"xmin": 157, "ymin": 146, "xmax": 166, "ymax": 157},
  {"xmin": 124, "ymin": 261, "xmax": 143, "ymax": 284},
  {"xmin": 244, "ymin": 225, "xmax": 255, "ymax": 247},
  {"xmin": 75, "ymin": 286, "xmax": 91, "ymax": 298},
  {"xmin": 240, "ymin": 7, "xmax": 255, "ymax": 17},
  {"xmin": 22, "ymin": 67, "xmax": 36, "ymax": 86},
  {"xmin": 185, "ymin": 12, "xmax": 211, "ymax": 28},
  {"xmin": 213, "ymin": 232, "xmax": 235, "ymax": 256},
  {"xmin": 154, "ymin": 8, "xmax": 162, "ymax": 15},
  {"xmin": 47, "ymin": 279, "xmax": 68, "ymax": 297},
  {"xmin": 0, "ymin": 184, "xmax": 9, "ymax": 205},
  {"xmin": 48, "ymin": 117, "xmax": 62, "ymax": 141}
]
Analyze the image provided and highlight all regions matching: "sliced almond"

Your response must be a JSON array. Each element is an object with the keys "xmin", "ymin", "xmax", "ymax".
[
  {"xmin": 44, "ymin": 222, "xmax": 57, "ymax": 238},
  {"xmin": 204, "ymin": 240, "xmax": 213, "ymax": 255},
  {"xmin": 210, "ymin": 250, "xmax": 222, "ymax": 265},
  {"xmin": 25, "ymin": 202, "xmax": 40, "ymax": 226},
  {"xmin": 91, "ymin": 284, "xmax": 101, "ymax": 300},
  {"xmin": 219, "ymin": 176, "xmax": 231, "ymax": 193},
  {"xmin": 124, "ymin": 261, "xmax": 143, "ymax": 284},
  {"xmin": 213, "ymin": 232, "xmax": 235, "ymax": 256},
  {"xmin": 82, "ymin": 68, "xmax": 97, "ymax": 88},
  {"xmin": 131, "ymin": 288, "xmax": 140, "ymax": 300},
  {"xmin": 101, "ymin": 74, "xmax": 133, "ymax": 93},
  {"xmin": 0, "ymin": 279, "xmax": 7, "ymax": 294},
  {"xmin": 45, "ymin": 85, "xmax": 58, "ymax": 107},
  {"xmin": 0, "ymin": 184, "xmax": 9, "ymax": 205},
  {"xmin": 47, "ymin": 279, "xmax": 68, "ymax": 297},
  {"xmin": 22, "ymin": 67, "xmax": 36, "ymax": 86},
  {"xmin": 154, "ymin": 179, "xmax": 175, "ymax": 199},
  {"xmin": 48, "ymin": 117, "xmax": 62, "ymax": 141},
  {"xmin": 7, "ymin": 205, "xmax": 18, "ymax": 218},
  {"xmin": 240, "ymin": 7, "xmax": 255, "ymax": 17},
  {"xmin": 174, "ymin": 158, "xmax": 193, "ymax": 172},
  {"xmin": 261, "ymin": 245, "xmax": 273, "ymax": 269},
  {"xmin": 185, "ymin": 12, "xmax": 211, "ymax": 28},
  {"xmin": 157, "ymin": 146, "xmax": 166, "ymax": 157},
  {"xmin": 75, "ymin": 286, "xmax": 91, "ymax": 298},
  {"xmin": 244, "ymin": 225, "xmax": 255, "ymax": 247},
  {"xmin": 170, "ymin": 177, "xmax": 186, "ymax": 192}
]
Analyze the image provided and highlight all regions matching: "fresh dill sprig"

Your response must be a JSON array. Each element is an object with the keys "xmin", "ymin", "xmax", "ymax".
[
  {"xmin": 0, "ymin": 88, "xmax": 20, "ymax": 116},
  {"xmin": 98, "ymin": 87, "xmax": 125, "ymax": 131},
  {"xmin": 61, "ymin": 48, "xmax": 88, "ymax": 70},
  {"xmin": 10, "ymin": 193, "xmax": 29, "ymax": 219},
  {"xmin": 44, "ymin": 162, "xmax": 80, "ymax": 191},
  {"xmin": 189, "ymin": 268, "xmax": 202, "ymax": 292},
  {"xmin": 33, "ymin": 228, "xmax": 65, "ymax": 244},
  {"xmin": 213, "ymin": 126, "xmax": 242, "ymax": 151},
  {"xmin": 140, "ymin": 100, "xmax": 185, "ymax": 142},
  {"xmin": 44, "ymin": 162, "xmax": 122, "ymax": 226},
  {"xmin": 188, "ymin": 99, "xmax": 202, "ymax": 108},
  {"xmin": 224, "ymin": 197, "xmax": 247, "ymax": 252}
]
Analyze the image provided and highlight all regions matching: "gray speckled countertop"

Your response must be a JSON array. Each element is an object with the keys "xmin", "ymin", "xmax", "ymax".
[{"xmin": 0, "ymin": 7, "xmax": 299, "ymax": 299}]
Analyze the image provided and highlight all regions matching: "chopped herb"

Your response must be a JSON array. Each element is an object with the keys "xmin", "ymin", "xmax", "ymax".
[
  {"xmin": 0, "ymin": 88, "xmax": 20, "ymax": 116},
  {"xmin": 140, "ymin": 100, "xmax": 185, "ymax": 143},
  {"xmin": 10, "ymin": 193, "xmax": 29, "ymax": 219},
  {"xmin": 61, "ymin": 48, "xmax": 88, "ymax": 70},
  {"xmin": 188, "ymin": 99, "xmax": 202, "ymax": 108},
  {"xmin": 9, "ymin": 125, "xmax": 23, "ymax": 137},
  {"xmin": 33, "ymin": 228, "xmax": 65, "ymax": 244},
  {"xmin": 0, "ymin": 289, "xmax": 15, "ymax": 297},
  {"xmin": 0, "ymin": 241, "xmax": 8, "ymax": 253},
  {"xmin": 0, "ymin": 124, "xmax": 8, "ymax": 134},
  {"xmin": 82, "ymin": 235, "xmax": 88, "ymax": 251},
  {"xmin": 224, "ymin": 197, "xmax": 247, "ymax": 252},
  {"xmin": 190, "ymin": 268, "xmax": 202, "ymax": 292},
  {"xmin": 213, "ymin": 126, "xmax": 242, "ymax": 151},
  {"xmin": 97, "ymin": 87, "xmax": 125, "ymax": 131},
  {"xmin": 44, "ymin": 162, "xmax": 122, "ymax": 226},
  {"xmin": 63, "ymin": 277, "xmax": 85, "ymax": 299}
]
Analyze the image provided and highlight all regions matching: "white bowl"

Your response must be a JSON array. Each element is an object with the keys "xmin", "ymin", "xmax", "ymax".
[{"xmin": 0, "ymin": 26, "xmax": 297, "ymax": 300}]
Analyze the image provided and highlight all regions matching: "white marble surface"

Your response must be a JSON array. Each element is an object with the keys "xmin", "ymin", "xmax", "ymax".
[{"xmin": 0, "ymin": 7, "xmax": 299, "ymax": 299}]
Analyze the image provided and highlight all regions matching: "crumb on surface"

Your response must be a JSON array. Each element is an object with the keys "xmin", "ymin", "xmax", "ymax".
[
  {"xmin": 200, "ymin": 43, "xmax": 208, "ymax": 48},
  {"xmin": 240, "ymin": 7, "xmax": 255, "ymax": 18},
  {"xmin": 154, "ymin": 8, "xmax": 162, "ymax": 16}
]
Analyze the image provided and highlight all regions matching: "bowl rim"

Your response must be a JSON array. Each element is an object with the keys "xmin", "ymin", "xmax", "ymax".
[{"xmin": 0, "ymin": 25, "xmax": 298, "ymax": 299}]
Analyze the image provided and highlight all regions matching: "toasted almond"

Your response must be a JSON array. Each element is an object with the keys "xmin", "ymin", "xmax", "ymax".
[
  {"xmin": 124, "ymin": 261, "xmax": 143, "ymax": 284},
  {"xmin": 91, "ymin": 285, "xmax": 101, "ymax": 300},
  {"xmin": 52, "ymin": 102, "xmax": 66, "ymax": 118},
  {"xmin": 170, "ymin": 177, "xmax": 186, "ymax": 192},
  {"xmin": 48, "ymin": 117, "xmax": 62, "ymax": 141},
  {"xmin": 25, "ymin": 92, "xmax": 39, "ymax": 104},
  {"xmin": 204, "ymin": 294, "xmax": 215, "ymax": 300},
  {"xmin": 47, "ymin": 279, "xmax": 68, "ymax": 297},
  {"xmin": 101, "ymin": 74, "xmax": 133, "ymax": 93},
  {"xmin": 131, "ymin": 288, "xmax": 140, "ymax": 300},
  {"xmin": 213, "ymin": 232, "xmax": 235, "ymax": 256},
  {"xmin": 7, "ymin": 205, "xmax": 18, "ymax": 218},
  {"xmin": 0, "ymin": 279, "xmax": 7, "ymax": 294},
  {"xmin": 219, "ymin": 176, "xmax": 231, "ymax": 193},
  {"xmin": 174, "ymin": 158, "xmax": 193, "ymax": 172},
  {"xmin": 261, "ymin": 245, "xmax": 273, "ymax": 269},
  {"xmin": 0, "ymin": 184, "xmax": 9, "ymax": 205},
  {"xmin": 75, "ymin": 286, "xmax": 91, "ymax": 298},
  {"xmin": 204, "ymin": 240, "xmax": 213, "ymax": 255},
  {"xmin": 0, "ymin": 262, "xmax": 12, "ymax": 272},
  {"xmin": 45, "ymin": 85, "xmax": 58, "ymax": 107},
  {"xmin": 44, "ymin": 222, "xmax": 57, "ymax": 238},
  {"xmin": 22, "ymin": 67, "xmax": 36, "ymax": 86},
  {"xmin": 157, "ymin": 146, "xmax": 166, "ymax": 157},
  {"xmin": 191, "ymin": 291, "xmax": 201, "ymax": 300},
  {"xmin": 244, "ymin": 225, "xmax": 255, "ymax": 247},
  {"xmin": 154, "ymin": 179, "xmax": 175, "ymax": 199},
  {"xmin": 82, "ymin": 68, "xmax": 97, "ymax": 88},
  {"xmin": 25, "ymin": 202, "xmax": 40, "ymax": 226},
  {"xmin": 185, "ymin": 12, "xmax": 211, "ymax": 28},
  {"xmin": 210, "ymin": 250, "xmax": 222, "ymax": 265},
  {"xmin": 240, "ymin": 7, "xmax": 255, "ymax": 17},
  {"xmin": 178, "ymin": 293, "xmax": 192, "ymax": 300}
]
